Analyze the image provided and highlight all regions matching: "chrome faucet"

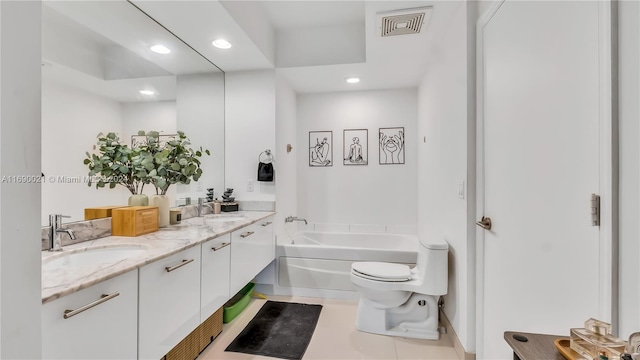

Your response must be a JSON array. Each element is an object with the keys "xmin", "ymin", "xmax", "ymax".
[
  {"xmin": 285, "ymin": 216, "xmax": 307, "ymax": 225},
  {"xmin": 49, "ymin": 214, "xmax": 76, "ymax": 251},
  {"xmin": 197, "ymin": 197, "xmax": 213, "ymax": 217}
]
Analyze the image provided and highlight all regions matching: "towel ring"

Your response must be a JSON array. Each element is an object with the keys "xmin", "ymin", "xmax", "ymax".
[{"xmin": 258, "ymin": 149, "xmax": 273, "ymax": 164}]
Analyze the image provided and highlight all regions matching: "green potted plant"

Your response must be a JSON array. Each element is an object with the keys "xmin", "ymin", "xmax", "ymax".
[
  {"xmin": 135, "ymin": 130, "xmax": 210, "ymax": 226},
  {"xmin": 84, "ymin": 132, "xmax": 149, "ymax": 206}
]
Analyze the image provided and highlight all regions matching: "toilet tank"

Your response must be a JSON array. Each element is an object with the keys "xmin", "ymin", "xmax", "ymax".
[{"xmin": 416, "ymin": 238, "xmax": 448, "ymax": 296}]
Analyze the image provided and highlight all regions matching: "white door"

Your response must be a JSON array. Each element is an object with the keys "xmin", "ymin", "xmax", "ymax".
[{"xmin": 477, "ymin": 1, "xmax": 613, "ymax": 358}]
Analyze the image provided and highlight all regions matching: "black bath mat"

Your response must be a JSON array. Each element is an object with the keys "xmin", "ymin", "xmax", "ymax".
[{"xmin": 225, "ymin": 301, "xmax": 323, "ymax": 360}]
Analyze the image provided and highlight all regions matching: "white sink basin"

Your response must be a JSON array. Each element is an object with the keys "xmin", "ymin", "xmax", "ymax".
[{"xmin": 43, "ymin": 245, "xmax": 147, "ymax": 270}]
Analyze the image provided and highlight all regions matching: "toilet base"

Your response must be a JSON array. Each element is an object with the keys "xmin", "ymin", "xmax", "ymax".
[{"xmin": 355, "ymin": 293, "xmax": 440, "ymax": 340}]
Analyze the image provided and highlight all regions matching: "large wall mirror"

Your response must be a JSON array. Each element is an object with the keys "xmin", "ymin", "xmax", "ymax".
[{"xmin": 41, "ymin": 1, "xmax": 225, "ymax": 225}]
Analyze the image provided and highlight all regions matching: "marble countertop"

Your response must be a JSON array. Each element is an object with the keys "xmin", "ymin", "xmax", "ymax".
[{"xmin": 41, "ymin": 211, "xmax": 276, "ymax": 305}]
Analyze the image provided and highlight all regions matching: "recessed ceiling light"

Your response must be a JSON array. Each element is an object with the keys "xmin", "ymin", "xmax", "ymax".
[
  {"xmin": 139, "ymin": 90, "xmax": 155, "ymax": 96},
  {"xmin": 150, "ymin": 44, "xmax": 171, "ymax": 54},
  {"xmin": 212, "ymin": 39, "xmax": 232, "ymax": 49},
  {"xmin": 346, "ymin": 77, "xmax": 360, "ymax": 84}
]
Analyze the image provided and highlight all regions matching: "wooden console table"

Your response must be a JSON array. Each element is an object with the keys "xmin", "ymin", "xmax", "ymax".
[{"xmin": 504, "ymin": 331, "xmax": 569, "ymax": 360}]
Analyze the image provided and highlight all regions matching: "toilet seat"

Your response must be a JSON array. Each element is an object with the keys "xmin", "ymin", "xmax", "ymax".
[{"xmin": 351, "ymin": 262, "xmax": 412, "ymax": 282}]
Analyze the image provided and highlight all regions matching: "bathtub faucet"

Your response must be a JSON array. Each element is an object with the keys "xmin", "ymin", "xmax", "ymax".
[{"xmin": 285, "ymin": 216, "xmax": 307, "ymax": 225}]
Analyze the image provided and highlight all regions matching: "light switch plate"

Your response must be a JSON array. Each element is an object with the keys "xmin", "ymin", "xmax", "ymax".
[
  {"xmin": 458, "ymin": 181, "xmax": 465, "ymax": 199},
  {"xmin": 247, "ymin": 179, "xmax": 254, "ymax": 192}
]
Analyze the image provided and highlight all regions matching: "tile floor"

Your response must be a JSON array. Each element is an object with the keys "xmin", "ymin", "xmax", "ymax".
[{"xmin": 198, "ymin": 295, "xmax": 459, "ymax": 360}]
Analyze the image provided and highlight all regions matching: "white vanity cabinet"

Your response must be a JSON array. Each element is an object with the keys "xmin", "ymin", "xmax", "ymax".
[
  {"xmin": 41, "ymin": 270, "xmax": 138, "ymax": 360},
  {"xmin": 200, "ymin": 234, "xmax": 231, "ymax": 322},
  {"xmin": 230, "ymin": 217, "xmax": 274, "ymax": 295},
  {"xmin": 138, "ymin": 246, "xmax": 201, "ymax": 360}
]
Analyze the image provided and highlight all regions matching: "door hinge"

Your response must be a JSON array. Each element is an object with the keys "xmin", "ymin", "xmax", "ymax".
[{"xmin": 591, "ymin": 193, "xmax": 600, "ymax": 226}]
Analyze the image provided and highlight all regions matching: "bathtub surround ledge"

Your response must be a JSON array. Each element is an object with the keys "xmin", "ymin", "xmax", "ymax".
[{"xmin": 297, "ymin": 222, "xmax": 418, "ymax": 235}]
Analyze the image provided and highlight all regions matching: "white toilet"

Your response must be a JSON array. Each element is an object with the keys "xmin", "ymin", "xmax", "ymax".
[{"xmin": 350, "ymin": 238, "xmax": 448, "ymax": 340}]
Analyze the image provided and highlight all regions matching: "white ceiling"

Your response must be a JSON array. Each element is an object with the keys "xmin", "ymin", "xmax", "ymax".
[
  {"xmin": 133, "ymin": 0, "xmax": 461, "ymax": 94},
  {"xmin": 260, "ymin": 1, "xmax": 365, "ymax": 29},
  {"xmin": 41, "ymin": 1, "xmax": 220, "ymax": 103}
]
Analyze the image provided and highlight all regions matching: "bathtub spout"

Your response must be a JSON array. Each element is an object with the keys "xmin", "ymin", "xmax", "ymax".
[{"xmin": 285, "ymin": 216, "xmax": 307, "ymax": 225}]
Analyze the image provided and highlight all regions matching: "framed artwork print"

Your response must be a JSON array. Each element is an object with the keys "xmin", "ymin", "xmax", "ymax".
[
  {"xmin": 379, "ymin": 127, "xmax": 405, "ymax": 165},
  {"xmin": 131, "ymin": 134, "xmax": 177, "ymax": 148},
  {"xmin": 343, "ymin": 129, "xmax": 368, "ymax": 165},
  {"xmin": 309, "ymin": 131, "xmax": 332, "ymax": 167}
]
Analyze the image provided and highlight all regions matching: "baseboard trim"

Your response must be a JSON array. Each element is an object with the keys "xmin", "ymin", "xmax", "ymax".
[{"xmin": 440, "ymin": 310, "xmax": 476, "ymax": 360}]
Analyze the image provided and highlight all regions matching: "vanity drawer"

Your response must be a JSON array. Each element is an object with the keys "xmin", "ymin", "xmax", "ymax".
[{"xmin": 111, "ymin": 206, "xmax": 159, "ymax": 236}]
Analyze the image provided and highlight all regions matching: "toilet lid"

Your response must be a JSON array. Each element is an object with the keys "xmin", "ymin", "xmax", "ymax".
[{"xmin": 352, "ymin": 262, "xmax": 412, "ymax": 281}]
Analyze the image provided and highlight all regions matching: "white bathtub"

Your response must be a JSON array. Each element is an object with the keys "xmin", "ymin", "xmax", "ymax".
[{"xmin": 275, "ymin": 231, "xmax": 418, "ymax": 298}]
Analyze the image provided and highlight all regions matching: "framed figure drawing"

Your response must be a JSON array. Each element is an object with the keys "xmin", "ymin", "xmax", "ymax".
[
  {"xmin": 379, "ymin": 127, "xmax": 405, "ymax": 165},
  {"xmin": 343, "ymin": 129, "xmax": 368, "ymax": 165},
  {"xmin": 309, "ymin": 131, "xmax": 332, "ymax": 167},
  {"xmin": 131, "ymin": 134, "xmax": 177, "ymax": 148}
]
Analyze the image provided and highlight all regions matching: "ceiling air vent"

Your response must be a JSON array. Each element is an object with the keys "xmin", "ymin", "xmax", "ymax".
[{"xmin": 378, "ymin": 7, "xmax": 432, "ymax": 37}]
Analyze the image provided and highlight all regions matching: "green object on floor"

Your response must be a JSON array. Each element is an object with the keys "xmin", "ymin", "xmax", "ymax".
[{"xmin": 223, "ymin": 282, "xmax": 255, "ymax": 323}]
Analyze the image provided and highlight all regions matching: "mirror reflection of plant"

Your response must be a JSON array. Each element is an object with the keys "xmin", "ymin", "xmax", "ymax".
[
  {"xmin": 135, "ymin": 130, "xmax": 210, "ymax": 195},
  {"xmin": 84, "ymin": 132, "xmax": 146, "ymax": 194}
]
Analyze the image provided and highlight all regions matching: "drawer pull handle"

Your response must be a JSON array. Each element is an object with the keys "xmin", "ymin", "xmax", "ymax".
[
  {"xmin": 261, "ymin": 222, "xmax": 272, "ymax": 227},
  {"xmin": 240, "ymin": 231, "xmax": 254, "ymax": 238},
  {"xmin": 139, "ymin": 211, "xmax": 156, "ymax": 216},
  {"xmin": 165, "ymin": 259, "xmax": 194, "ymax": 272},
  {"xmin": 63, "ymin": 292, "xmax": 120, "ymax": 319},
  {"xmin": 212, "ymin": 242, "xmax": 230, "ymax": 251}
]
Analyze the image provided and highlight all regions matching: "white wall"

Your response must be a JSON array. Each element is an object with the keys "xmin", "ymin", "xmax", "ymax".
[
  {"xmin": 296, "ymin": 89, "xmax": 417, "ymax": 226},
  {"xmin": 417, "ymin": 1, "xmax": 474, "ymax": 352},
  {"xmin": 225, "ymin": 70, "xmax": 276, "ymax": 202},
  {"xmin": 41, "ymin": 80, "xmax": 125, "ymax": 224},
  {"xmin": 618, "ymin": 0, "xmax": 640, "ymax": 339},
  {"xmin": 176, "ymin": 73, "xmax": 225, "ymax": 201},
  {"xmin": 274, "ymin": 73, "xmax": 297, "ymax": 242},
  {"xmin": 122, "ymin": 101, "xmax": 176, "ymax": 141},
  {"xmin": 0, "ymin": 1, "xmax": 42, "ymax": 357}
]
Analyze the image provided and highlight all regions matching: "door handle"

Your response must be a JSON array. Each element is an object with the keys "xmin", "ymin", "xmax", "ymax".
[{"xmin": 476, "ymin": 216, "xmax": 492, "ymax": 230}]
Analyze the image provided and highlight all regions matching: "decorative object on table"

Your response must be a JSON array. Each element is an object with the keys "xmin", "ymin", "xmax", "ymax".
[
  {"xmin": 627, "ymin": 333, "xmax": 640, "ymax": 359},
  {"xmin": 257, "ymin": 149, "xmax": 274, "ymax": 181},
  {"xmin": 343, "ymin": 129, "xmax": 368, "ymax": 166},
  {"xmin": 206, "ymin": 188, "xmax": 214, "ymax": 202},
  {"xmin": 225, "ymin": 300, "xmax": 323, "ymax": 360},
  {"xmin": 379, "ymin": 127, "xmax": 405, "ymax": 165},
  {"xmin": 84, "ymin": 206, "xmax": 130, "ymax": 220},
  {"xmin": 213, "ymin": 199, "xmax": 221, "ymax": 214},
  {"xmin": 111, "ymin": 206, "xmax": 158, "ymax": 236},
  {"xmin": 570, "ymin": 318, "xmax": 627, "ymax": 360},
  {"xmin": 169, "ymin": 209, "xmax": 182, "ymax": 225},
  {"xmin": 221, "ymin": 188, "xmax": 238, "ymax": 212},
  {"xmin": 222, "ymin": 188, "xmax": 235, "ymax": 203},
  {"xmin": 309, "ymin": 131, "xmax": 332, "ymax": 167},
  {"xmin": 554, "ymin": 338, "xmax": 583, "ymax": 360},
  {"xmin": 84, "ymin": 132, "xmax": 150, "ymax": 205},
  {"xmin": 149, "ymin": 195, "xmax": 170, "ymax": 227},
  {"xmin": 134, "ymin": 130, "xmax": 210, "ymax": 227}
]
